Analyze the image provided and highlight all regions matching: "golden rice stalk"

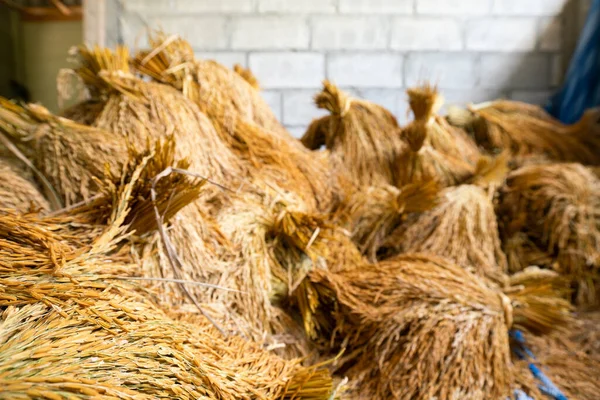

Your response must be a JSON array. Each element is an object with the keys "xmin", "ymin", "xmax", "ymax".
[
  {"xmin": 302, "ymin": 81, "xmax": 404, "ymax": 187},
  {"xmin": 66, "ymin": 46, "xmax": 243, "ymax": 183},
  {"xmin": 0, "ymin": 158, "xmax": 49, "ymax": 213},
  {"xmin": 267, "ymin": 208, "xmax": 364, "ymax": 339},
  {"xmin": 311, "ymin": 254, "xmax": 510, "ymax": 399},
  {"xmin": 232, "ymin": 119, "xmax": 336, "ymax": 213},
  {"xmin": 130, "ymin": 35, "xmax": 334, "ymax": 212},
  {"xmin": 0, "ymin": 97, "xmax": 127, "ymax": 207},
  {"xmin": 334, "ymin": 180, "xmax": 439, "ymax": 261},
  {"xmin": 133, "ymin": 32, "xmax": 291, "ymax": 141},
  {"xmin": 405, "ymin": 84, "xmax": 481, "ymax": 163},
  {"xmin": 497, "ymin": 163, "xmax": 600, "ymax": 305},
  {"xmin": 382, "ymin": 185, "xmax": 508, "ymax": 283},
  {"xmin": 0, "ymin": 180, "xmax": 333, "ymax": 399},
  {"xmin": 310, "ymin": 253, "xmax": 571, "ymax": 399},
  {"xmin": 234, "ymin": 63, "xmax": 260, "ymax": 90},
  {"xmin": 448, "ymin": 100, "xmax": 600, "ymax": 164}
]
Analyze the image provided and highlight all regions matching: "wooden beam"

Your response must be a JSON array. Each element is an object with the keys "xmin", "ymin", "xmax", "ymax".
[
  {"xmin": 51, "ymin": 0, "xmax": 72, "ymax": 15},
  {"xmin": 20, "ymin": 6, "xmax": 82, "ymax": 22}
]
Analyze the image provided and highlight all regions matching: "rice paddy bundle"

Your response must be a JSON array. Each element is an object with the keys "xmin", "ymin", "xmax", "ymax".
[
  {"xmin": 267, "ymin": 207, "xmax": 364, "ymax": 339},
  {"xmin": 334, "ymin": 180, "xmax": 439, "ymax": 261},
  {"xmin": 302, "ymin": 81, "xmax": 403, "ymax": 187},
  {"xmin": 0, "ymin": 248, "xmax": 332, "ymax": 399},
  {"xmin": 129, "ymin": 36, "xmax": 334, "ymax": 211},
  {"xmin": 0, "ymin": 97, "xmax": 127, "ymax": 207},
  {"xmin": 498, "ymin": 163, "xmax": 600, "ymax": 305},
  {"xmin": 395, "ymin": 92, "xmax": 477, "ymax": 186},
  {"xmin": 0, "ymin": 158, "xmax": 49, "ymax": 213},
  {"xmin": 405, "ymin": 84, "xmax": 481, "ymax": 163},
  {"xmin": 382, "ymin": 184, "xmax": 508, "ymax": 283},
  {"xmin": 0, "ymin": 163, "xmax": 333, "ymax": 399},
  {"xmin": 309, "ymin": 253, "xmax": 570, "ymax": 399},
  {"xmin": 133, "ymin": 32, "xmax": 291, "ymax": 141},
  {"xmin": 67, "ymin": 45, "xmax": 243, "ymax": 183},
  {"xmin": 448, "ymin": 100, "xmax": 600, "ymax": 164}
]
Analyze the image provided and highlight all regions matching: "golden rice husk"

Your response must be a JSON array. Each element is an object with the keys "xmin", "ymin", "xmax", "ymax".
[
  {"xmin": 497, "ymin": 163, "xmax": 600, "ymax": 305},
  {"xmin": 130, "ymin": 36, "xmax": 335, "ymax": 212},
  {"xmin": 302, "ymin": 81, "xmax": 404, "ymax": 187},
  {"xmin": 0, "ymin": 97, "xmax": 128, "ymax": 207},
  {"xmin": 267, "ymin": 208, "xmax": 364, "ymax": 340},
  {"xmin": 393, "ymin": 142, "xmax": 476, "ymax": 187},
  {"xmin": 382, "ymin": 185, "xmax": 508, "ymax": 284}
]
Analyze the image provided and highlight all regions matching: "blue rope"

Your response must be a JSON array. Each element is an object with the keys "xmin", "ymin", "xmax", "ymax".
[{"xmin": 510, "ymin": 330, "xmax": 568, "ymax": 400}]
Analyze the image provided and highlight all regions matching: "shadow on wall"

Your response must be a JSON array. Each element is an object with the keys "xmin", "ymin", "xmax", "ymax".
[{"xmin": 502, "ymin": 0, "xmax": 585, "ymax": 107}]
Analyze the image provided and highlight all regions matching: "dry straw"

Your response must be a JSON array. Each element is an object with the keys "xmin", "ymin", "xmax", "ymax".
[
  {"xmin": 132, "ymin": 35, "xmax": 334, "ymax": 212},
  {"xmin": 133, "ymin": 32, "xmax": 291, "ymax": 141},
  {"xmin": 382, "ymin": 184, "xmax": 508, "ymax": 284},
  {"xmin": 448, "ymin": 100, "xmax": 600, "ymax": 164},
  {"xmin": 302, "ymin": 81, "xmax": 403, "ymax": 187},
  {"xmin": 0, "ymin": 153, "xmax": 333, "ymax": 399},
  {"xmin": 66, "ymin": 45, "xmax": 243, "ymax": 183},
  {"xmin": 498, "ymin": 163, "xmax": 600, "ymax": 305},
  {"xmin": 334, "ymin": 180, "xmax": 439, "ymax": 261},
  {"xmin": 267, "ymin": 207, "xmax": 364, "ymax": 340},
  {"xmin": 309, "ymin": 254, "xmax": 570, "ymax": 399},
  {"xmin": 0, "ymin": 97, "xmax": 127, "ymax": 207}
]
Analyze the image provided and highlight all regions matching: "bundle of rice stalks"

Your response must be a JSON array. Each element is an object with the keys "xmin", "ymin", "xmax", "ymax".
[
  {"xmin": 0, "ymin": 97, "xmax": 127, "ymax": 206},
  {"xmin": 309, "ymin": 253, "xmax": 570, "ymax": 399},
  {"xmin": 382, "ymin": 184, "xmax": 508, "ymax": 283},
  {"xmin": 0, "ymin": 241, "xmax": 332, "ymax": 399},
  {"xmin": 0, "ymin": 162, "xmax": 333, "ymax": 399},
  {"xmin": 333, "ymin": 180, "xmax": 439, "ymax": 261},
  {"xmin": 0, "ymin": 158, "xmax": 49, "ymax": 213},
  {"xmin": 267, "ymin": 207, "xmax": 364, "ymax": 339},
  {"xmin": 133, "ymin": 32, "xmax": 291, "ymax": 141},
  {"xmin": 498, "ymin": 163, "xmax": 600, "ymax": 305},
  {"xmin": 448, "ymin": 100, "xmax": 600, "ymax": 164},
  {"xmin": 132, "ymin": 35, "xmax": 334, "ymax": 212},
  {"xmin": 301, "ymin": 81, "xmax": 403, "ymax": 187},
  {"xmin": 65, "ymin": 45, "xmax": 243, "ymax": 183},
  {"xmin": 405, "ymin": 84, "xmax": 480, "ymax": 163}
]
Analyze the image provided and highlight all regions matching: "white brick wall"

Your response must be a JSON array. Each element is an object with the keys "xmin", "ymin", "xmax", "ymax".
[{"xmin": 94, "ymin": 0, "xmax": 578, "ymax": 137}]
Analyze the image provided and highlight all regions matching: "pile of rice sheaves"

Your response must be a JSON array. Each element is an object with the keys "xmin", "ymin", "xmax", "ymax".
[{"xmin": 1, "ymin": 30, "xmax": 599, "ymax": 400}]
